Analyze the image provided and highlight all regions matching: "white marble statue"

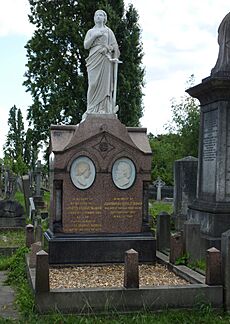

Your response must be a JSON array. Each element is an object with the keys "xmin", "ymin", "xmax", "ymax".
[
  {"xmin": 83, "ymin": 10, "xmax": 121, "ymax": 119},
  {"xmin": 212, "ymin": 12, "xmax": 230, "ymax": 75}
]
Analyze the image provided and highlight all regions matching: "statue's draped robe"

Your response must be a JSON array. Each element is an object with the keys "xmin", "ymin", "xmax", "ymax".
[
  {"xmin": 212, "ymin": 12, "xmax": 230, "ymax": 74},
  {"xmin": 84, "ymin": 27, "xmax": 119, "ymax": 113}
]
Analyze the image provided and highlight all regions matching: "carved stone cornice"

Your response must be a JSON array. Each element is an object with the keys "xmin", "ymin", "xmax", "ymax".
[{"xmin": 186, "ymin": 75, "xmax": 230, "ymax": 105}]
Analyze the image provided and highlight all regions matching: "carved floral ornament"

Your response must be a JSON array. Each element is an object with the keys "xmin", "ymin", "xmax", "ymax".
[{"xmin": 70, "ymin": 156, "xmax": 136, "ymax": 190}]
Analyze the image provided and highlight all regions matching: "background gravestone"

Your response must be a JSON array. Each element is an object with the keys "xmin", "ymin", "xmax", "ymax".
[
  {"xmin": 153, "ymin": 177, "xmax": 165, "ymax": 201},
  {"xmin": 33, "ymin": 161, "xmax": 46, "ymax": 211},
  {"xmin": 0, "ymin": 168, "xmax": 25, "ymax": 228},
  {"xmin": 0, "ymin": 200, "xmax": 25, "ymax": 228},
  {"xmin": 173, "ymin": 156, "xmax": 198, "ymax": 230},
  {"xmin": 22, "ymin": 175, "xmax": 32, "ymax": 218},
  {"xmin": 45, "ymin": 115, "xmax": 155, "ymax": 264}
]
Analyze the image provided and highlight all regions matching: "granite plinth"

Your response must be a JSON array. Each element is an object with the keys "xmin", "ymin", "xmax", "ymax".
[
  {"xmin": 188, "ymin": 200, "xmax": 230, "ymax": 237},
  {"xmin": 44, "ymin": 230, "xmax": 156, "ymax": 264},
  {"xmin": 0, "ymin": 200, "xmax": 25, "ymax": 228},
  {"xmin": 188, "ymin": 200, "xmax": 230, "ymax": 255},
  {"xmin": 0, "ymin": 200, "xmax": 24, "ymax": 217}
]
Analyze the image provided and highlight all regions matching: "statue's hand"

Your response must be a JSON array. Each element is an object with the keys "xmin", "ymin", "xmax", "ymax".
[
  {"xmin": 99, "ymin": 47, "xmax": 108, "ymax": 55},
  {"xmin": 94, "ymin": 30, "xmax": 103, "ymax": 39}
]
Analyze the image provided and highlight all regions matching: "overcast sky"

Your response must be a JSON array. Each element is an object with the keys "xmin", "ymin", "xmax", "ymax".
[{"xmin": 0, "ymin": 1, "xmax": 230, "ymax": 158}]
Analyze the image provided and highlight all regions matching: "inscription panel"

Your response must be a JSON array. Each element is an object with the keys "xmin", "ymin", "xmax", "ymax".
[
  {"xmin": 63, "ymin": 196, "xmax": 142, "ymax": 233},
  {"xmin": 201, "ymin": 109, "xmax": 218, "ymax": 194}
]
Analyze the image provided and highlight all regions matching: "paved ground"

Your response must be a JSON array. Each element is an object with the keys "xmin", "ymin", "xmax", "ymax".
[{"xmin": 0, "ymin": 271, "xmax": 19, "ymax": 320}]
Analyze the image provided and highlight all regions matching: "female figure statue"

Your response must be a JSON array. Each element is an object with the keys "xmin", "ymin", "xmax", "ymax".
[
  {"xmin": 83, "ymin": 10, "xmax": 120, "ymax": 117},
  {"xmin": 212, "ymin": 12, "xmax": 230, "ymax": 75}
]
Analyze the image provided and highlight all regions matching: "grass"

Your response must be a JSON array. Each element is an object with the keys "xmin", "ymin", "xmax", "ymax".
[
  {"xmin": 0, "ymin": 229, "xmax": 25, "ymax": 248},
  {"xmin": 149, "ymin": 200, "xmax": 173, "ymax": 229},
  {"xmin": 43, "ymin": 191, "xmax": 50, "ymax": 208},
  {"xmin": 14, "ymin": 191, "xmax": 26, "ymax": 209},
  {"xmin": 0, "ymin": 254, "xmax": 14, "ymax": 270},
  {"xmin": 149, "ymin": 200, "xmax": 173, "ymax": 218}
]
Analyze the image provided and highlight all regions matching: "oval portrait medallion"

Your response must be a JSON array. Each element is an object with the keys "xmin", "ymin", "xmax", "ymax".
[
  {"xmin": 112, "ymin": 158, "xmax": 136, "ymax": 190},
  {"xmin": 70, "ymin": 156, "xmax": 96, "ymax": 190}
]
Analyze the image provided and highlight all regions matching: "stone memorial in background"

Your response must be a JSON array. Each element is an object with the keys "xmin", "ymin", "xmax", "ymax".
[
  {"xmin": 22, "ymin": 174, "xmax": 32, "ymax": 217},
  {"xmin": 0, "ymin": 199, "xmax": 25, "ymax": 228},
  {"xmin": 45, "ymin": 10, "xmax": 155, "ymax": 264},
  {"xmin": 33, "ymin": 160, "xmax": 46, "ymax": 210},
  {"xmin": 173, "ymin": 156, "xmax": 198, "ymax": 230},
  {"xmin": 187, "ymin": 12, "xmax": 230, "ymax": 251},
  {"xmin": 0, "ymin": 168, "xmax": 25, "ymax": 228},
  {"xmin": 153, "ymin": 176, "xmax": 165, "ymax": 201}
]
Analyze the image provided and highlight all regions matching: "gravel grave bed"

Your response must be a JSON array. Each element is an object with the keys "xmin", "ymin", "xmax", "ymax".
[{"xmin": 50, "ymin": 263, "xmax": 189, "ymax": 289}]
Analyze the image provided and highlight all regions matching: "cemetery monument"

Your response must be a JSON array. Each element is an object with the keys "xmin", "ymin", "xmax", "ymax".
[
  {"xmin": 0, "ymin": 168, "xmax": 25, "ymax": 228},
  {"xmin": 186, "ymin": 12, "xmax": 230, "ymax": 251},
  {"xmin": 45, "ymin": 10, "xmax": 155, "ymax": 264}
]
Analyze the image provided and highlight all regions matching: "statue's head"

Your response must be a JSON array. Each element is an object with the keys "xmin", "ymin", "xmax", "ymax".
[{"xmin": 94, "ymin": 10, "xmax": 107, "ymax": 25}]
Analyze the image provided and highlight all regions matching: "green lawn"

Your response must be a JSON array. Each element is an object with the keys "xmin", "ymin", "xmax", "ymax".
[
  {"xmin": 14, "ymin": 191, "xmax": 26, "ymax": 209},
  {"xmin": 149, "ymin": 200, "xmax": 173, "ymax": 218},
  {"xmin": 0, "ymin": 229, "xmax": 25, "ymax": 248}
]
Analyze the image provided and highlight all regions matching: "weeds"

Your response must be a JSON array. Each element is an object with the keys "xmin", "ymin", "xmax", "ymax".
[
  {"xmin": 175, "ymin": 253, "xmax": 189, "ymax": 266},
  {"xmin": 175, "ymin": 253, "xmax": 206, "ymax": 272},
  {"xmin": 0, "ymin": 254, "xmax": 14, "ymax": 271},
  {"xmin": 0, "ymin": 229, "xmax": 25, "ymax": 248}
]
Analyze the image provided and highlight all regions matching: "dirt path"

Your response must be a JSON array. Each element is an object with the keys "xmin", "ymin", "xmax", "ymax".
[{"xmin": 0, "ymin": 271, "xmax": 19, "ymax": 320}]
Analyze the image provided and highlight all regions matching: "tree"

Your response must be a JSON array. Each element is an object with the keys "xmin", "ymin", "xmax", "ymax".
[
  {"xmin": 165, "ymin": 75, "xmax": 200, "ymax": 158},
  {"xmin": 116, "ymin": 4, "xmax": 144, "ymax": 126},
  {"xmin": 24, "ymin": 128, "xmax": 40, "ymax": 169},
  {"xmin": 149, "ymin": 133, "xmax": 183, "ymax": 185},
  {"xmin": 24, "ymin": 0, "xmax": 144, "ymax": 154},
  {"xmin": 149, "ymin": 75, "xmax": 200, "ymax": 185},
  {"xmin": 3, "ymin": 106, "xmax": 39, "ymax": 174},
  {"xmin": 3, "ymin": 105, "xmax": 27, "ymax": 175}
]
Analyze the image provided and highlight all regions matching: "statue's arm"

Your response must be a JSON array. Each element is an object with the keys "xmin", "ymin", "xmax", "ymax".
[
  {"xmin": 84, "ymin": 29, "xmax": 102, "ymax": 49},
  {"xmin": 84, "ymin": 30, "xmax": 94, "ymax": 49},
  {"xmin": 108, "ymin": 29, "xmax": 120, "ymax": 58}
]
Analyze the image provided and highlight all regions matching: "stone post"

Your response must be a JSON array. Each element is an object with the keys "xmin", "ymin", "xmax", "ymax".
[
  {"xmin": 124, "ymin": 249, "xmax": 139, "ymax": 288},
  {"xmin": 26, "ymin": 224, "xmax": 34, "ymax": 248},
  {"xmin": 169, "ymin": 232, "xmax": 184, "ymax": 264},
  {"xmin": 173, "ymin": 156, "xmax": 198, "ymax": 230},
  {"xmin": 35, "ymin": 250, "xmax": 50, "ymax": 293},
  {"xmin": 184, "ymin": 221, "xmax": 201, "ymax": 262},
  {"xmin": 205, "ymin": 247, "xmax": 222, "ymax": 285},
  {"xmin": 156, "ymin": 212, "xmax": 170, "ymax": 252},
  {"xmin": 29, "ymin": 242, "xmax": 42, "ymax": 268},
  {"xmin": 35, "ymin": 225, "xmax": 43, "ymax": 243},
  {"xmin": 221, "ymin": 229, "xmax": 230, "ymax": 311}
]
